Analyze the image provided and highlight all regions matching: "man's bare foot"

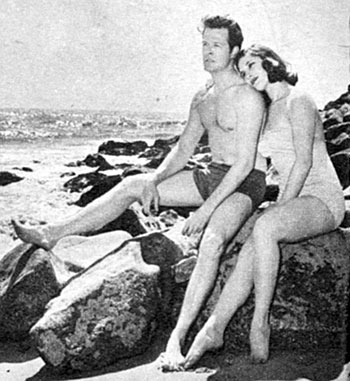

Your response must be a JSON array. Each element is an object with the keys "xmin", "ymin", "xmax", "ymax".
[
  {"xmin": 183, "ymin": 325, "xmax": 223, "ymax": 370},
  {"xmin": 158, "ymin": 332, "xmax": 185, "ymax": 372},
  {"xmin": 11, "ymin": 219, "xmax": 57, "ymax": 250},
  {"xmin": 250, "ymin": 324, "xmax": 270, "ymax": 363}
]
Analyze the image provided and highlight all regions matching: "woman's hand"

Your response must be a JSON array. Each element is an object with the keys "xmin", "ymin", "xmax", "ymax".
[
  {"xmin": 182, "ymin": 206, "xmax": 212, "ymax": 236},
  {"xmin": 140, "ymin": 175, "xmax": 160, "ymax": 215}
]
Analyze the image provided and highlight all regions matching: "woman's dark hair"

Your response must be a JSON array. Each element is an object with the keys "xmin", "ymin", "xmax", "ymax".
[
  {"xmin": 199, "ymin": 15, "xmax": 244, "ymax": 52},
  {"xmin": 235, "ymin": 44, "xmax": 298, "ymax": 86}
]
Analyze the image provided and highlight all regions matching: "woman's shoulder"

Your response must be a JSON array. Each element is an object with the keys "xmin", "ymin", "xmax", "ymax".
[
  {"xmin": 286, "ymin": 89, "xmax": 316, "ymax": 110},
  {"xmin": 285, "ymin": 89, "xmax": 319, "ymax": 126}
]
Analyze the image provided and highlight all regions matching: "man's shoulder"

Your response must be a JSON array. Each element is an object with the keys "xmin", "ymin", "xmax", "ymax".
[
  {"xmin": 191, "ymin": 81, "xmax": 213, "ymax": 108},
  {"xmin": 225, "ymin": 83, "xmax": 264, "ymax": 107}
]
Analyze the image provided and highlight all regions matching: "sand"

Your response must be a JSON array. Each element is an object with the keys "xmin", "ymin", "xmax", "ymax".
[{"xmin": 0, "ymin": 332, "xmax": 347, "ymax": 381}]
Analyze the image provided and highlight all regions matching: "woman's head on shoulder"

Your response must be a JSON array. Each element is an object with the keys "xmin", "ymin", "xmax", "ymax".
[{"xmin": 236, "ymin": 44, "xmax": 298, "ymax": 87}]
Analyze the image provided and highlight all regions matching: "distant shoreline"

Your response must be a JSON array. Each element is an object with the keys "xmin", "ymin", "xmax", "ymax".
[{"xmin": 0, "ymin": 108, "xmax": 186, "ymax": 143}]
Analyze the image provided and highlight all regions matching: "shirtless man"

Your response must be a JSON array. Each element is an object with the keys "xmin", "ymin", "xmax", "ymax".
[{"xmin": 13, "ymin": 15, "xmax": 266, "ymax": 369}]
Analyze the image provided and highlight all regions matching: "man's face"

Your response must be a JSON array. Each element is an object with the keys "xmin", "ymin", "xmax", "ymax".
[{"xmin": 202, "ymin": 27, "xmax": 232, "ymax": 73}]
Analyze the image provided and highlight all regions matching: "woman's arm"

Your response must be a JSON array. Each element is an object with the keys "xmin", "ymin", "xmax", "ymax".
[{"xmin": 278, "ymin": 93, "xmax": 316, "ymax": 203}]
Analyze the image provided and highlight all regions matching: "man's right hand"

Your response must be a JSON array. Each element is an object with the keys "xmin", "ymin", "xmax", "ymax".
[{"xmin": 140, "ymin": 174, "xmax": 160, "ymax": 215}]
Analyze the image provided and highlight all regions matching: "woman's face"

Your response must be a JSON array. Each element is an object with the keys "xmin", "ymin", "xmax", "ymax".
[{"xmin": 238, "ymin": 52, "xmax": 269, "ymax": 91}]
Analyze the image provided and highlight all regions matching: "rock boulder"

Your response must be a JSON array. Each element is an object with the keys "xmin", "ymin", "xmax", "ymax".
[
  {"xmin": 31, "ymin": 241, "xmax": 161, "ymax": 372},
  {"xmin": 0, "ymin": 243, "xmax": 74, "ymax": 341}
]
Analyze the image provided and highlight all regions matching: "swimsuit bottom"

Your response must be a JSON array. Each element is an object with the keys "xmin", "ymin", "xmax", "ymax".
[
  {"xmin": 193, "ymin": 162, "xmax": 266, "ymax": 211},
  {"xmin": 299, "ymin": 182, "xmax": 345, "ymax": 228}
]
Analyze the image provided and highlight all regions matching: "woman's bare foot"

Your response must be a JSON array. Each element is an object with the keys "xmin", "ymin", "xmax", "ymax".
[
  {"xmin": 250, "ymin": 324, "xmax": 270, "ymax": 363},
  {"xmin": 158, "ymin": 332, "xmax": 185, "ymax": 372},
  {"xmin": 183, "ymin": 324, "xmax": 224, "ymax": 370},
  {"xmin": 11, "ymin": 219, "xmax": 57, "ymax": 250}
]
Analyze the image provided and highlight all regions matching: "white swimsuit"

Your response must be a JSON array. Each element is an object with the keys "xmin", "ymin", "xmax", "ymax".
[{"xmin": 259, "ymin": 100, "xmax": 345, "ymax": 228}]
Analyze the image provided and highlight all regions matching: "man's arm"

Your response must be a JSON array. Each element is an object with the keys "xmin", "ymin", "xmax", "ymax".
[
  {"xmin": 183, "ymin": 87, "xmax": 265, "ymax": 235},
  {"xmin": 152, "ymin": 101, "xmax": 204, "ymax": 184},
  {"xmin": 141, "ymin": 93, "xmax": 205, "ymax": 214}
]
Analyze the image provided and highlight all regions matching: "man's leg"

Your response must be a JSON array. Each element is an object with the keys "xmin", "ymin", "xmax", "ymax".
[
  {"xmin": 183, "ymin": 235, "xmax": 256, "ymax": 369},
  {"xmin": 12, "ymin": 171, "xmax": 203, "ymax": 250},
  {"xmin": 161, "ymin": 192, "xmax": 253, "ymax": 370}
]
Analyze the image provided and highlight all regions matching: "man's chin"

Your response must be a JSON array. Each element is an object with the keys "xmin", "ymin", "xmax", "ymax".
[{"xmin": 203, "ymin": 64, "xmax": 216, "ymax": 73}]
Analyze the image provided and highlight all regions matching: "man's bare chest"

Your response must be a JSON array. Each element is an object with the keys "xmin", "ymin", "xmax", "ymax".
[{"xmin": 198, "ymin": 95, "xmax": 236, "ymax": 133}]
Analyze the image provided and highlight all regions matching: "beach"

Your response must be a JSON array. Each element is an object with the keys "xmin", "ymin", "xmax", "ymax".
[
  {"xmin": 0, "ymin": 109, "xmax": 349, "ymax": 381},
  {"xmin": 0, "ymin": 109, "xmax": 185, "ymax": 248},
  {"xmin": 0, "ymin": 332, "xmax": 346, "ymax": 381}
]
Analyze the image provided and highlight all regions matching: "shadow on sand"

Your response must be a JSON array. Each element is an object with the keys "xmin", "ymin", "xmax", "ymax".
[
  {"xmin": 0, "ymin": 339, "xmax": 38, "ymax": 364},
  {"xmin": 0, "ymin": 330, "xmax": 347, "ymax": 381}
]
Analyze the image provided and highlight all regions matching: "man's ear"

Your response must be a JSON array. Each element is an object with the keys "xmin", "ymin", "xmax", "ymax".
[{"xmin": 230, "ymin": 46, "xmax": 240, "ymax": 59}]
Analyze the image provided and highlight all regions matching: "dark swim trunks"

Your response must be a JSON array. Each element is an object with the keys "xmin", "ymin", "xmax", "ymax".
[{"xmin": 193, "ymin": 162, "xmax": 266, "ymax": 211}]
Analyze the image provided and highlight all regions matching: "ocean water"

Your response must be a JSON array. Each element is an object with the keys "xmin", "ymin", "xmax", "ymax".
[{"xmin": 0, "ymin": 108, "xmax": 186, "ymax": 143}]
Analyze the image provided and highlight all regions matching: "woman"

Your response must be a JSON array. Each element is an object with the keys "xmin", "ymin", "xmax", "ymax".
[{"xmin": 181, "ymin": 44, "xmax": 345, "ymax": 369}]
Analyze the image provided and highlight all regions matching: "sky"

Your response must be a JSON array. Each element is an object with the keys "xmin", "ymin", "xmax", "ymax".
[{"xmin": 0, "ymin": 0, "xmax": 349, "ymax": 116}]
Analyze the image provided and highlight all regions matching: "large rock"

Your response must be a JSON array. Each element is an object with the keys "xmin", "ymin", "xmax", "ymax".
[
  {"xmin": 0, "ymin": 243, "xmax": 75, "ymax": 341},
  {"xmin": 171, "ymin": 212, "xmax": 350, "ymax": 353},
  {"xmin": 30, "ymin": 241, "xmax": 161, "ymax": 372},
  {"xmin": 0, "ymin": 231, "xmax": 132, "ymax": 343},
  {"xmin": 224, "ymin": 227, "xmax": 349, "ymax": 352},
  {"xmin": 29, "ymin": 220, "xmax": 202, "ymax": 372}
]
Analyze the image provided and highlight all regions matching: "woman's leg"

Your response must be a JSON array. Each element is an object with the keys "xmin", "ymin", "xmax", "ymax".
[
  {"xmin": 250, "ymin": 196, "xmax": 336, "ymax": 363},
  {"xmin": 12, "ymin": 171, "xmax": 203, "ymax": 250}
]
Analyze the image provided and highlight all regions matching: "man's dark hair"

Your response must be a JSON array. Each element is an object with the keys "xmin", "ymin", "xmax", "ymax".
[{"xmin": 200, "ymin": 15, "xmax": 244, "ymax": 51}]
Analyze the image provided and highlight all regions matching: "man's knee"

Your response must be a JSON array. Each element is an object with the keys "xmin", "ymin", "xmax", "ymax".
[{"xmin": 114, "ymin": 174, "xmax": 144, "ymax": 198}]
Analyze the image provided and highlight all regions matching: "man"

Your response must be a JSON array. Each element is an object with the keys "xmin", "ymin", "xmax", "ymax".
[
  {"xmin": 158, "ymin": 15, "xmax": 266, "ymax": 371},
  {"xmin": 13, "ymin": 15, "xmax": 266, "ymax": 369}
]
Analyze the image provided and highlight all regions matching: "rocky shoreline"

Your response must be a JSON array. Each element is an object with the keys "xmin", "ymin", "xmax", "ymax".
[{"xmin": 0, "ymin": 87, "xmax": 349, "ymax": 379}]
